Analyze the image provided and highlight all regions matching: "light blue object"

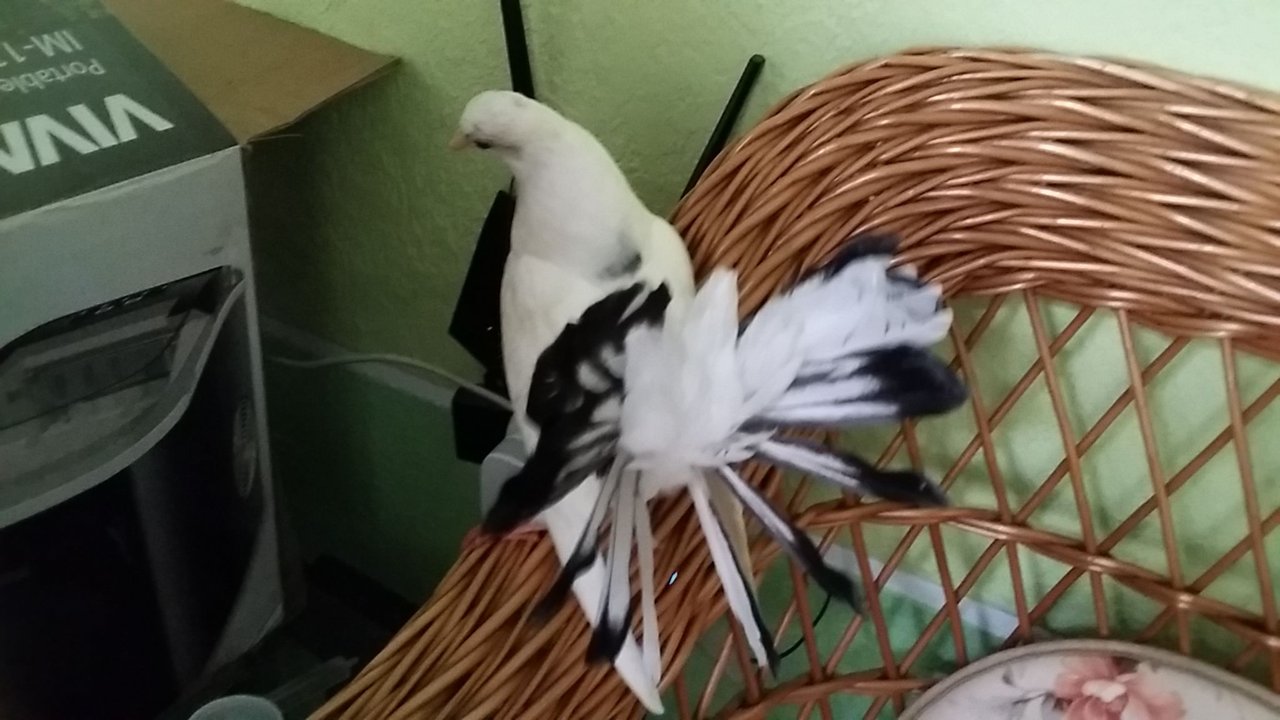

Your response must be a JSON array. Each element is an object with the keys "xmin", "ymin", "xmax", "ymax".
[
  {"xmin": 479, "ymin": 421, "xmax": 529, "ymax": 516},
  {"xmin": 188, "ymin": 695, "xmax": 283, "ymax": 720}
]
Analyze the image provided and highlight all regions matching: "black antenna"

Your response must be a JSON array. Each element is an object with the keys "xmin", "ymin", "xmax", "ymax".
[
  {"xmin": 683, "ymin": 54, "xmax": 765, "ymax": 196},
  {"xmin": 501, "ymin": 0, "xmax": 535, "ymax": 98}
]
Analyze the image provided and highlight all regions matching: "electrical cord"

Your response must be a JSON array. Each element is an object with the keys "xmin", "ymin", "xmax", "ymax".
[
  {"xmin": 686, "ymin": 589, "xmax": 834, "ymax": 667},
  {"xmin": 267, "ymin": 352, "xmax": 513, "ymax": 411},
  {"xmin": 776, "ymin": 592, "xmax": 832, "ymax": 660}
]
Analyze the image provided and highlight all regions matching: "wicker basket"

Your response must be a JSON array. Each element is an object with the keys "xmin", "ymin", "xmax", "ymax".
[{"xmin": 312, "ymin": 48, "xmax": 1280, "ymax": 719}]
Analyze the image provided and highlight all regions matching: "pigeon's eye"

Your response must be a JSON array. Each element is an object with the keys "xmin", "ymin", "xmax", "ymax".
[{"xmin": 474, "ymin": 140, "xmax": 494, "ymax": 150}]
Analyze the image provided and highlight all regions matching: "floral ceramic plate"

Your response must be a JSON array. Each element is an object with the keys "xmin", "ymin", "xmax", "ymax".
[{"xmin": 901, "ymin": 640, "xmax": 1280, "ymax": 720}]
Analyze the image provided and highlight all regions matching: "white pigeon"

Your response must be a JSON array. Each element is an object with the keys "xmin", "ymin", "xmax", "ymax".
[
  {"xmin": 454, "ymin": 90, "xmax": 753, "ymax": 712},
  {"xmin": 502, "ymin": 234, "xmax": 968, "ymax": 677}
]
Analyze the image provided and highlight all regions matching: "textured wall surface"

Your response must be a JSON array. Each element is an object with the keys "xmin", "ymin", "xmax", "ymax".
[{"xmin": 239, "ymin": 0, "xmax": 1280, "ymax": 376}]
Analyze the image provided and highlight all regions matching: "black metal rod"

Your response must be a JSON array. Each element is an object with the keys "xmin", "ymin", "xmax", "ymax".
[
  {"xmin": 500, "ymin": 0, "xmax": 535, "ymax": 98},
  {"xmin": 683, "ymin": 53, "xmax": 765, "ymax": 196}
]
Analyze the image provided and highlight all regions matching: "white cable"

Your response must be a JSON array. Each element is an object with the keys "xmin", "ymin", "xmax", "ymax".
[{"xmin": 268, "ymin": 352, "xmax": 513, "ymax": 411}]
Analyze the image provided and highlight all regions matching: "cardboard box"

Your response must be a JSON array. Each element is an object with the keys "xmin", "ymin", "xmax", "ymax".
[
  {"xmin": 0, "ymin": 1, "xmax": 392, "ymax": 716},
  {"xmin": 0, "ymin": 0, "xmax": 393, "ymax": 525}
]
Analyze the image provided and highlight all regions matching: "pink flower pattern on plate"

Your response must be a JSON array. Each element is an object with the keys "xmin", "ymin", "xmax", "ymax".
[{"xmin": 1052, "ymin": 656, "xmax": 1186, "ymax": 720}]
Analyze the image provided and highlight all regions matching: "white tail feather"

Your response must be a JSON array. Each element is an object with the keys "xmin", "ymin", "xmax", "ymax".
[
  {"xmin": 634, "ymin": 483, "xmax": 661, "ymax": 683},
  {"xmin": 689, "ymin": 480, "xmax": 773, "ymax": 669},
  {"xmin": 543, "ymin": 482, "xmax": 663, "ymax": 713},
  {"xmin": 600, "ymin": 467, "xmax": 638, "ymax": 634},
  {"xmin": 707, "ymin": 475, "xmax": 753, "ymax": 582}
]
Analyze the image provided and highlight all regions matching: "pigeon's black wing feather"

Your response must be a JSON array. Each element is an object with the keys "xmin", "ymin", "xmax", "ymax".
[{"xmin": 483, "ymin": 283, "xmax": 670, "ymax": 534}]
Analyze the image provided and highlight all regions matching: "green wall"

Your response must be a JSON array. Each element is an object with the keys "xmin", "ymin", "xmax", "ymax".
[{"xmin": 239, "ymin": 0, "xmax": 1280, "ymax": 702}]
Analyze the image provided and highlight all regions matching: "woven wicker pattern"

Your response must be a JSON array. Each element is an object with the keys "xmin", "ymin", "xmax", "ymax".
[{"xmin": 312, "ymin": 49, "xmax": 1280, "ymax": 720}]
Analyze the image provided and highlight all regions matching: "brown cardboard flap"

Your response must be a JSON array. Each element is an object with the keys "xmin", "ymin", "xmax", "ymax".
[{"xmin": 104, "ymin": 0, "xmax": 395, "ymax": 143}]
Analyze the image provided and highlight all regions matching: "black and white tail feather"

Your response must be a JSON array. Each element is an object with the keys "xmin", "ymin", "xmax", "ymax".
[{"xmin": 484, "ymin": 232, "xmax": 968, "ymax": 681}]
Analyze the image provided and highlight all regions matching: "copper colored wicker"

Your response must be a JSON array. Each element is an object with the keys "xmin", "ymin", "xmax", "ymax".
[{"xmin": 312, "ymin": 49, "xmax": 1280, "ymax": 720}]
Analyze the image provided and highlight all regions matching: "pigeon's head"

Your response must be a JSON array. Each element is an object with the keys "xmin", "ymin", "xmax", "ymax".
[{"xmin": 450, "ymin": 90, "xmax": 562, "ymax": 156}]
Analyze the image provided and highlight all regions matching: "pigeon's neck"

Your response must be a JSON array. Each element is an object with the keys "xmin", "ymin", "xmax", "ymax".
[{"xmin": 507, "ymin": 143, "xmax": 644, "ymax": 280}]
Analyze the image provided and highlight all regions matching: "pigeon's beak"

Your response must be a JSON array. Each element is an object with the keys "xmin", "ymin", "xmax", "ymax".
[{"xmin": 448, "ymin": 132, "xmax": 471, "ymax": 151}]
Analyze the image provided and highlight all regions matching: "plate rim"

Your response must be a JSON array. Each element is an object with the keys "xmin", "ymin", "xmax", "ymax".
[{"xmin": 900, "ymin": 639, "xmax": 1280, "ymax": 719}]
